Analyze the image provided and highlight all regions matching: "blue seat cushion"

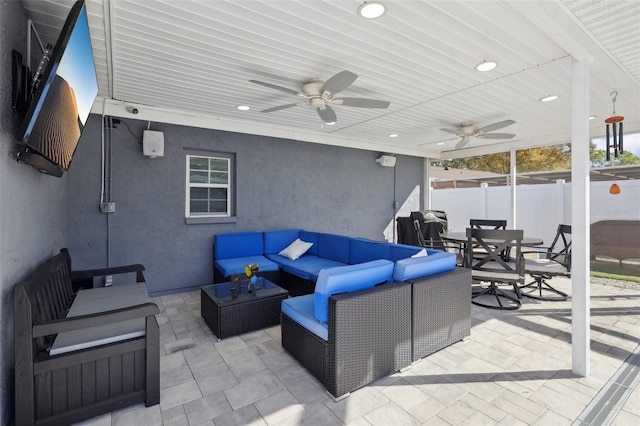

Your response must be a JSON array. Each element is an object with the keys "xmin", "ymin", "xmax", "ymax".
[
  {"xmin": 263, "ymin": 229, "xmax": 302, "ymax": 255},
  {"xmin": 214, "ymin": 232, "xmax": 264, "ymax": 259},
  {"xmin": 318, "ymin": 233, "xmax": 351, "ymax": 263},
  {"xmin": 214, "ymin": 255, "xmax": 279, "ymax": 278},
  {"xmin": 281, "ymin": 295, "xmax": 328, "ymax": 341},
  {"xmin": 393, "ymin": 251, "xmax": 456, "ymax": 281},
  {"xmin": 266, "ymin": 254, "xmax": 346, "ymax": 281},
  {"xmin": 314, "ymin": 259, "xmax": 394, "ymax": 323},
  {"xmin": 350, "ymin": 238, "xmax": 390, "ymax": 264}
]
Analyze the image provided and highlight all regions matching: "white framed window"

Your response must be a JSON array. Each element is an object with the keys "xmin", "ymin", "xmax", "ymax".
[{"xmin": 185, "ymin": 155, "xmax": 231, "ymax": 218}]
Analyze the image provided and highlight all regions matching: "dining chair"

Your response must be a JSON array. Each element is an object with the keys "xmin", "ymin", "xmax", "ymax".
[
  {"xmin": 412, "ymin": 211, "xmax": 464, "ymax": 265},
  {"xmin": 469, "ymin": 219, "xmax": 508, "ymax": 260},
  {"xmin": 467, "ymin": 228, "xmax": 525, "ymax": 310},
  {"xmin": 469, "ymin": 219, "xmax": 507, "ymax": 230},
  {"xmin": 519, "ymin": 224, "xmax": 571, "ymax": 301}
]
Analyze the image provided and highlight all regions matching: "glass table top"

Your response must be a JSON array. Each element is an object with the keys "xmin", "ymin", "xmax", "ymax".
[{"xmin": 201, "ymin": 277, "xmax": 288, "ymax": 306}]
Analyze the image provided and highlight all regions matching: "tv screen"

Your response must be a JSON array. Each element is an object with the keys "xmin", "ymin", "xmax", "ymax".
[{"xmin": 17, "ymin": 0, "xmax": 98, "ymax": 172}]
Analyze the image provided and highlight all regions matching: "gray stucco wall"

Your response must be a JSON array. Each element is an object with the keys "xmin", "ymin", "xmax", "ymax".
[
  {"xmin": 0, "ymin": 1, "xmax": 70, "ymax": 424},
  {"xmin": 68, "ymin": 117, "xmax": 424, "ymax": 295}
]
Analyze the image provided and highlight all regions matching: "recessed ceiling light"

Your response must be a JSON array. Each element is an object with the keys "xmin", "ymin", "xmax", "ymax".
[
  {"xmin": 236, "ymin": 105, "xmax": 250, "ymax": 111},
  {"xmin": 436, "ymin": 142, "xmax": 445, "ymax": 146},
  {"xmin": 358, "ymin": 2, "xmax": 386, "ymax": 19},
  {"xmin": 388, "ymin": 133, "xmax": 398, "ymax": 138},
  {"xmin": 325, "ymin": 121, "xmax": 336, "ymax": 126},
  {"xmin": 589, "ymin": 115, "xmax": 596, "ymax": 120},
  {"xmin": 475, "ymin": 60, "xmax": 497, "ymax": 72},
  {"xmin": 539, "ymin": 95, "xmax": 558, "ymax": 102}
]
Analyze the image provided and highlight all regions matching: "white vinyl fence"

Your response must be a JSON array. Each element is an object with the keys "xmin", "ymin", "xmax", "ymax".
[{"xmin": 430, "ymin": 179, "xmax": 640, "ymax": 247}]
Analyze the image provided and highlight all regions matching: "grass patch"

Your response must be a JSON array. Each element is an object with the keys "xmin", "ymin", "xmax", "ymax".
[{"xmin": 590, "ymin": 260, "xmax": 640, "ymax": 282}]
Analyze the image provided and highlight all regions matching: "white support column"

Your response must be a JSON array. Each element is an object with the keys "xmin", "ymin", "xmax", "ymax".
[
  {"xmin": 571, "ymin": 58, "xmax": 590, "ymax": 377},
  {"xmin": 510, "ymin": 149, "xmax": 517, "ymax": 228},
  {"xmin": 424, "ymin": 158, "xmax": 431, "ymax": 209}
]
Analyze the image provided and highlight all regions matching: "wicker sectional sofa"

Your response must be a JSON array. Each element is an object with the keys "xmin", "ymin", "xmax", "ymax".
[{"xmin": 213, "ymin": 229, "xmax": 470, "ymax": 399}]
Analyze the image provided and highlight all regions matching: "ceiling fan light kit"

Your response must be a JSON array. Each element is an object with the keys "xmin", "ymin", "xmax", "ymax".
[
  {"xmin": 439, "ymin": 119, "xmax": 516, "ymax": 149},
  {"xmin": 358, "ymin": 2, "xmax": 387, "ymax": 19},
  {"xmin": 249, "ymin": 70, "xmax": 390, "ymax": 125}
]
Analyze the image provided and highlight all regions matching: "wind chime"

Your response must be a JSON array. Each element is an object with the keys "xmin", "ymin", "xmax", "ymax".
[{"xmin": 605, "ymin": 91, "xmax": 624, "ymax": 161}]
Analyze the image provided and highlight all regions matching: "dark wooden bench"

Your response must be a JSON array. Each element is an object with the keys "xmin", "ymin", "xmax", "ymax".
[{"xmin": 13, "ymin": 249, "xmax": 160, "ymax": 426}]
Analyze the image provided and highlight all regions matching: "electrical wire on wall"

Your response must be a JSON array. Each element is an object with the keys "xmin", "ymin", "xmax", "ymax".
[{"xmin": 393, "ymin": 159, "xmax": 397, "ymax": 243}]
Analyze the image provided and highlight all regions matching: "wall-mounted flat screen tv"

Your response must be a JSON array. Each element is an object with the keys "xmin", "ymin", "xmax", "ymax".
[{"xmin": 17, "ymin": 0, "xmax": 98, "ymax": 173}]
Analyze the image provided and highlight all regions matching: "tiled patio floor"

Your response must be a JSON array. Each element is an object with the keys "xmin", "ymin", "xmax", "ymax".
[{"xmin": 74, "ymin": 277, "xmax": 640, "ymax": 426}]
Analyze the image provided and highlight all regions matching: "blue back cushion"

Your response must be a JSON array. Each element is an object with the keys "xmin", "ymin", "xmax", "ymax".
[
  {"xmin": 314, "ymin": 259, "xmax": 394, "ymax": 323},
  {"xmin": 393, "ymin": 251, "xmax": 456, "ymax": 281},
  {"xmin": 349, "ymin": 238, "xmax": 391, "ymax": 264},
  {"xmin": 300, "ymin": 231, "xmax": 320, "ymax": 256},
  {"xmin": 263, "ymin": 229, "xmax": 302, "ymax": 254},
  {"xmin": 387, "ymin": 243, "xmax": 422, "ymax": 262},
  {"xmin": 214, "ymin": 232, "xmax": 264, "ymax": 259},
  {"xmin": 318, "ymin": 234, "xmax": 350, "ymax": 263}
]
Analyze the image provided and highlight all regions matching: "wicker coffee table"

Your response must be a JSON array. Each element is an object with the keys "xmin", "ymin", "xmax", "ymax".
[{"xmin": 201, "ymin": 277, "xmax": 288, "ymax": 340}]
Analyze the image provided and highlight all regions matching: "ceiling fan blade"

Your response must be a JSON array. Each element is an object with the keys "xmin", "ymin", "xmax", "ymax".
[
  {"xmin": 455, "ymin": 138, "xmax": 468, "ymax": 149},
  {"xmin": 321, "ymin": 70, "xmax": 358, "ymax": 96},
  {"xmin": 249, "ymin": 79, "xmax": 300, "ymax": 96},
  {"xmin": 333, "ymin": 98, "xmax": 390, "ymax": 108},
  {"xmin": 478, "ymin": 119, "xmax": 515, "ymax": 133},
  {"xmin": 317, "ymin": 106, "xmax": 337, "ymax": 124},
  {"xmin": 481, "ymin": 132, "xmax": 516, "ymax": 139},
  {"xmin": 440, "ymin": 128, "xmax": 461, "ymax": 135},
  {"xmin": 260, "ymin": 103, "xmax": 300, "ymax": 113}
]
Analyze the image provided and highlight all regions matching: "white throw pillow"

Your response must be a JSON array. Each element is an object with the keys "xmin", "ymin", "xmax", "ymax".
[
  {"xmin": 279, "ymin": 238, "xmax": 313, "ymax": 260},
  {"xmin": 411, "ymin": 248, "xmax": 429, "ymax": 258}
]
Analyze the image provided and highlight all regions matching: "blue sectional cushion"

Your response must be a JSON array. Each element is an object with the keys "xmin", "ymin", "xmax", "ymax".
[
  {"xmin": 214, "ymin": 232, "xmax": 264, "ymax": 259},
  {"xmin": 214, "ymin": 255, "xmax": 279, "ymax": 277},
  {"xmin": 300, "ymin": 231, "xmax": 320, "ymax": 256},
  {"xmin": 318, "ymin": 233, "xmax": 351, "ymax": 264},
  {"xmin": 266, "ymin": 254, "xmax": 346, "ymax": 281},
  {"xmin": 263, "ymin": 229, "xmax": 302, "ymax": 254},
  {"xmin": 393, "ymin": 251, "xmax": 456, "ymax": 281},
  {"xmin": 314, "ymin": 259, "xmax": 394, "ymax": 323},
  {"xmin": 281, "ymin": 295, "xmax": 328, "ymax": 341},
  {"xmin": 350, "ymin": 238, "xmax": 391, "ymax": 264},
  {"xmin": 387, "ymin": 243, "xmax": 423, "ymax": 262}
]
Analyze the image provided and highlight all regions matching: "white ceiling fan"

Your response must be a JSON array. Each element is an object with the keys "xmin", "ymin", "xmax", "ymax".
[
  {"xmin": 440, "ymin": 119, "xmax": 516, "ymax": 149},
  {"xmin": 249, "ymin": 70, "xmax": 390, "ymax": 125}
]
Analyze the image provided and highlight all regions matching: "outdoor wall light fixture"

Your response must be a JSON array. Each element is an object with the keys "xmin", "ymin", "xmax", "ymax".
[{"xmin": 605, "ymin": 91, "xmax": 624, "ymax": 161}]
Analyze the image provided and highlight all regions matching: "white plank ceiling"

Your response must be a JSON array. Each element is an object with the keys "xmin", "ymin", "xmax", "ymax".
[{"xmin": 20, "ymin": 0, "xmax": 640, "ymax": 159}]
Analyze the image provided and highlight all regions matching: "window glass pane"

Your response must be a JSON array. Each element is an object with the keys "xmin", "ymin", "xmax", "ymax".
[
  {"xmin": 190, "ymin": 157, "xmax": 208, "ymax": 170},
  {"xmin": 209, "ymin": 188, "xmax": 228, "ymax": 199},
  {"xmin": 209, "ymin": 200, "xmax": 227, "ymax": 213},
  {"xmin": 209, "ymin": 171, "xmax": 228, "ymax": 184},
  {"xmin": 209, "ymin": 158, "xmax": 228, "ymax": 172},
  {"xmin": 190, "ymin": 187, "xmax": 208, "ymax": 200},
  {"xmin": 190, "ymin": 171, "xmax": 208, "ymax": 183},
  {"xmin": 190, "ymin": 200, "xmax": 208, "ymax": 213}
]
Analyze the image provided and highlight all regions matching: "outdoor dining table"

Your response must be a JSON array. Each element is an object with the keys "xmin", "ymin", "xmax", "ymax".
[
  {"xmin": 440, "ymin": 231, "xmax": 544, "ymax": 266},
  {"xmin": 440, "ymin": 231, "xmax": 544, "ymax": 247}
]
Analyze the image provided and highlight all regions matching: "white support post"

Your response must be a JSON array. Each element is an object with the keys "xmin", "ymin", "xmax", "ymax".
[
  {"xmin": 424, "ymin": 158, "xmax": 431, "ymax": 209},
  {"xmin": 480, "ymin": 183, "xmax": 489, "ymax": 218},
  {"xmin": 571, "ymin": 58, "xmax": 590, "ymax": 377},
  {"xmin": 510, "ymin": 149, "xmax": 517, "ymax": 228}
]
